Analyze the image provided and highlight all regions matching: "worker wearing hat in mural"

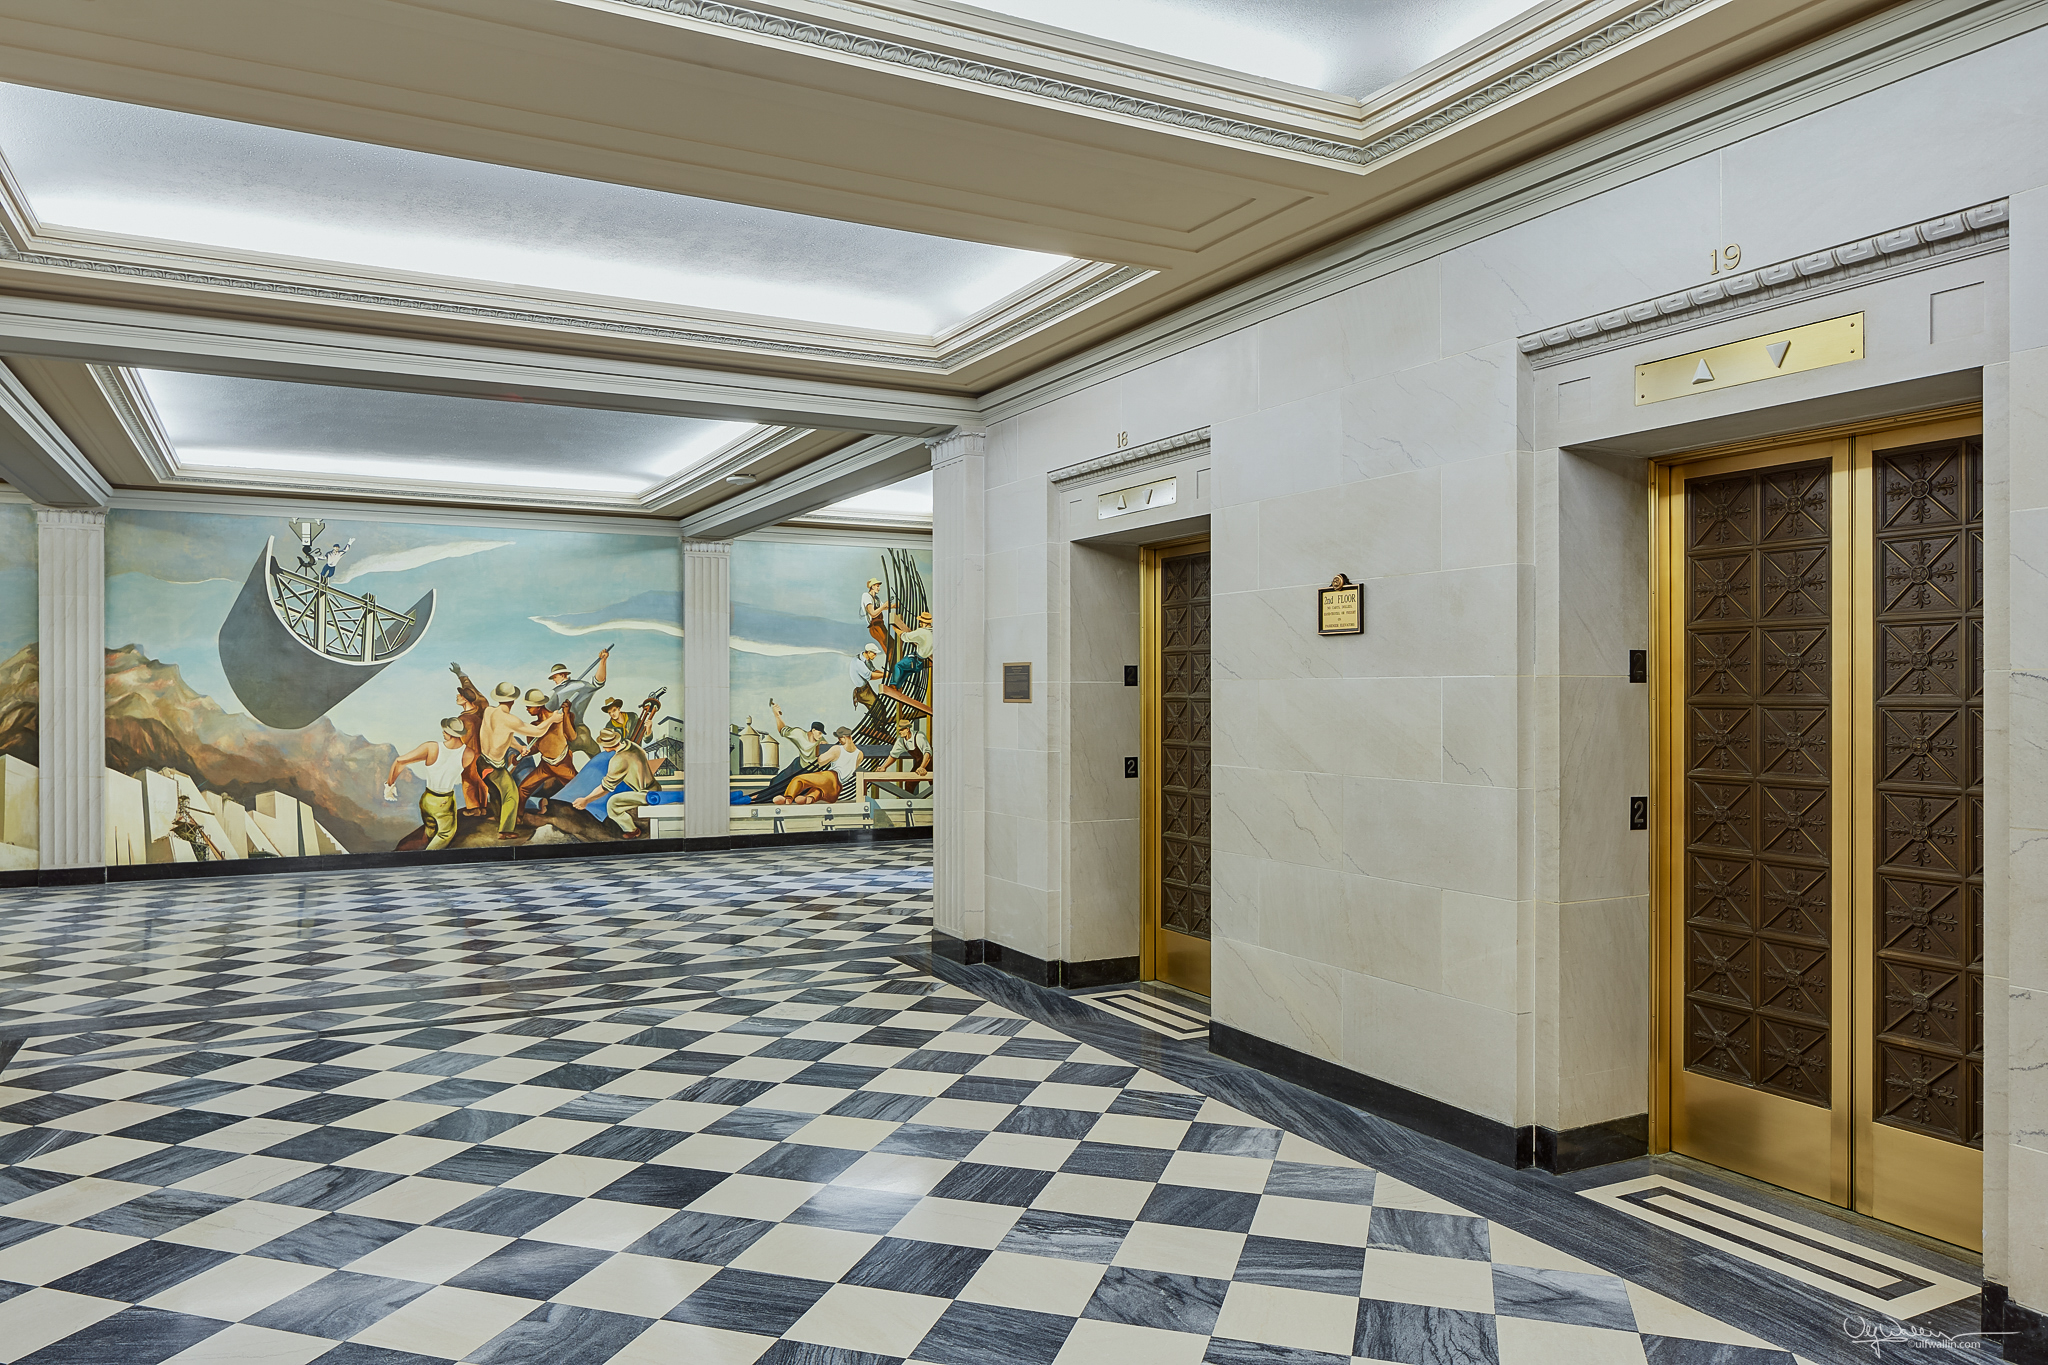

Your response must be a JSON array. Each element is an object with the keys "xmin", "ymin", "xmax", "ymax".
[
  {"xmin": 848, "ymin": 643, "xmax": 884, "ymax": 709},
  {"xmin": 861, "ymin": 578, "xmax": 894, "ymax": 652},
  {"xmin": 516, "ymin": 688, "xmax": 581, "ymax": 804},
  {"xmin": 574, "ymin": 726, "xmax": 655, "ymax": 838},
  {"xmin": 386, "ymin": 716, "xmax": 470, "ymax": 851},
  {"xmin": 478, "ymin": 682, "xmax": 555, "ymax": 839},
  {"xmin": 546, "ymin": 648, "xmax": 608, "ymax": 757},
  {"xmin": 598, "ymin": 697, "xmax": 634, "ymax": 746},
  {"xmin": 776, "ymin": 726, "xmax": 859, "ymax": 805},
  {"xmin": 888, "ymin": 612, "xmax": 934, "ymax": 690}
]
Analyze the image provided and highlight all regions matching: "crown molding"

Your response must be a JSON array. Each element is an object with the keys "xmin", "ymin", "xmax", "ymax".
[
  {"xmin": 612, "ymin": 0, "xmax": 1717, "ymax": 167},
  {"xmin": 102, "ymin": 485, "xmax": 688, "ymax": 537},
  {"xmin": 1520, "ymin": 200, "xmax": 2009, "ymax": 366},
  {"xmin": 0, "ymin": 163, "xmax": 1145, "ymax": 377},
  {"xmin": 87, "ymin": 363, "xmax": 808, "ymax": 517},
  {"xmin": 979, "ymin": 0, "xmax": 2040, "ymax": 425}
]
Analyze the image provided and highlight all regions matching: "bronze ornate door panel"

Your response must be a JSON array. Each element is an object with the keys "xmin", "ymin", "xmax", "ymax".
[
  {"xmin": 1142, "ymin": 540, "xmax": 1211, "ymax": 995},
  {"xmin": 1653, "ymin": 413, "xmax": 1983, "ymax": 1250}
]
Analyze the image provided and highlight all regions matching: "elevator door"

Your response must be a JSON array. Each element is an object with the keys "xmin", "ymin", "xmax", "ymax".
[
  {"xmin": 1654, "ymin": 414, "xmax": 1982, "ymax": 1250},
  {"xmin": 1142, "ymin": 540, "xmax": 1211, "ymax": 995}
]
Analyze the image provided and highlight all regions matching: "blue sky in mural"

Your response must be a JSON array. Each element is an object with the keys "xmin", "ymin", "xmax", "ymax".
[
  {"xmin": 730, "ymin": 537, "xmax": 931, "ymax": 741},
  {"xmin": 106, "ymin": 509, "xmax": 681, "ymax": 749},
  {"xmin": 0, "ymin": 504, "xmax": 35, "ymax": 660}
]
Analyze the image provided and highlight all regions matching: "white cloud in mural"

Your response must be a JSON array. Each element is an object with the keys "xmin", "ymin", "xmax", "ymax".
[
  {"xmin": 333, "ymin": 538, "xmax": 512, "ymax": 584},
  {"xmin": 532, "ymin": 615, "xmax": 685, "ymax": 639},
  {"xmin": 731, "ymin": 639, "xmax": 846, "ymax": 657}
]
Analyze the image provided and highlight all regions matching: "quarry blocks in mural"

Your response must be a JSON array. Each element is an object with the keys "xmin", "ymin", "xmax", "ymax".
[{"xmin": 103, "ymin": 507, "xmax": 683, "ymax": 864}]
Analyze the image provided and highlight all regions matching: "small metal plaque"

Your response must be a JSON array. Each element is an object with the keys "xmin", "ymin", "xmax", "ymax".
[
  {"xmin": 1002, "ymin": 662, "xmax": 1032, "ymax": 702},
  {"xmin": 1318, "ymin": 575, "xmax": 1364, "ymax": 636},
  {"xmin": 1097, "ymin": 476, "xmax": 1177, "ymax": 519},
  {"xmin": 1635, "ymin": 312, "xmax": 1862, "ymax": 404}
]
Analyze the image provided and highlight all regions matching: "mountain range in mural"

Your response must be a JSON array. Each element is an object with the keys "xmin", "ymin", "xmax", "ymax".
[
  {"xmin": 104, "ymin": 643, "xmax": 414, "ymax": 853},
  {"xmin": 0, "ymin": 644, "xmax": 34, "ymax": 768}
]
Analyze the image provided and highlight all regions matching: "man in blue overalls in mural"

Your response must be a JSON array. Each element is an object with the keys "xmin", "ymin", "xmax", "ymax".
[
  {"xmin": 319, "ymin": 538, "xmax": 356, "ymax": 581},
  {"xmin": 888, "ymin": 612, "xmax": 932, "ymax": 693}
]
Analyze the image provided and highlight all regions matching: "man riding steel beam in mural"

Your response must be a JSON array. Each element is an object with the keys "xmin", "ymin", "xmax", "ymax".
[
  {"xmin": 861, "ymin": 579, "xmax": 894, "ymax": 653},
  {"xmin": 478, "ymin": 681, "xmax": 555, "ymax": 839},
  {"xmin": 385, "ymin": 716, "xmax": 469, "ymax": 851}
]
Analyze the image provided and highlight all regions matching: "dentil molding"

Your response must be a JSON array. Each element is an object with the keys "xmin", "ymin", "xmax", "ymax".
[
  {"xmin": 622, "ymin": 0, "xmax": 1713, "ymax": 167},
  {"xmin": 1519, "ymin": 199, "xmax": 2009, "ymax": 366},
  {"xmin": 1048, "ymin": 427, "xmax": 1210, "ymax": 485}
]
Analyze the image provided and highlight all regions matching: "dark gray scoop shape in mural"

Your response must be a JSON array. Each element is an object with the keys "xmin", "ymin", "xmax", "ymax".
[{"xmin": 219, "ymin": 534, "xmax": 436, "ymax": 729}]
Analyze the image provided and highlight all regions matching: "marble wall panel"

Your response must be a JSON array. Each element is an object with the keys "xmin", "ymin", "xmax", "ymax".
[
  {"xmin": 1212, "ymin": 849, "xmax": 1263, "ymax": 946},
  {"xmin": 1440, "ymin": 451, "xmax": 1526, "ymax": 573},
  {"xmin": 1067, "ymin": 816, "xmax": 1141, "ymax": 962},
  {"xmin": 1554, "ymin": 896, "xmax": 1651, "ymax": 1129},
  {"xmin": 1555, "ymin": 448, "xmax": 1649, "ymax": 680},
  {"xmin": 1214, "ymin": 935, "xmax": 1344, "ymax": 1063},
  {"xmin": 986, "ymin": 801, "xmax": 1051, "ymax": 892},
  {"xmin": 1211, "ymin": 388, "xmax": 1344, "ymax": 507},
  {"xmin": 1440, "ymin": 676, "xmax": 1518, "ymax": 789},
  {"xmin": 2017, "ymin": 190, "xmax": 2048, "ymax": 358},
  {"xmin": 1256, "ymin": 469, "xmax": 1441, "ymax": 590},
  {"xmin": 1440, "ymin": 891, "xmax": 1524, "ymax": 1012},
  {"xmin": 986, "ymin": 874, "xmax": 1053, "ymax": 960},
  {"xmin": 2011, "ymin": 985, "xmax": 2048, "ymax": 1155},
  {"xmin": 1721, "ymin": 25, "xmax": 2048, "ymax": 271},
  {"xmin": 1342, "ymin": 776, "xmax": 1520, "ymax": 900},
  {"xmin": 1118, "ymin": 326, "xmax": 1260, "ymax": 447},
  {"xmin": 1339, "ymin": 346, "xmax": 1522, "ymax": 482},
  {"xmin": 1557, "ymin": 674, "xmax": 1650, "ymax": 904},
  {"xmin": 1213, "ymin": 763, "xmax": 1346, "ymax": 872},
  {"xmin": 1255, "ymin": 261, "xmax": 1442, "ymax": 411},
  {"xmin": 1435, "ymin": 156, "xmax": 1722, "ymax": 360},
  {"xmin": 1340, "ymin": 971, "xmax": 1522, "ymax": 1125}
]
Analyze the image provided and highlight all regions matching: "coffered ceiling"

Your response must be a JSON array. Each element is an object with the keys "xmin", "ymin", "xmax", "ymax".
[
  {"xmin": 0, "ymin": 0, "xmax": 1890, "ymax": 517},
  {"xmin": 961, "ymin": 0, "xmax": 1541, "ymax": 97}
]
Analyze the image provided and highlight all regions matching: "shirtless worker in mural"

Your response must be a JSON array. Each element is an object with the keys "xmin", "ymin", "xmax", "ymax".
[{"xmin": 478, "ymin": 682, "xmax": 556, "ymax": 839}]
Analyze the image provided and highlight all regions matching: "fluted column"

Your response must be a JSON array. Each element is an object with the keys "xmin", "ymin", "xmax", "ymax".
[
  {"xmin": 682, "ymin": 538, "xmax": 733, "ymax": 841},
  {"xmin": 36, "ymin": 508, "xmax": 105, "ymax": 871},
  {"xmin": 931, "ymin": 428, "xmax": 987, "ymax": 948}
]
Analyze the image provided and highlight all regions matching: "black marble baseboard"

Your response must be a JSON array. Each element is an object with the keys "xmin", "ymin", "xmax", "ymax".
[
  {"xmin": 928, "ymin": 933, "xmax": 1137, "ymax": 990},
  {"xmin": 1986, "ymin": 1282, "xmax": 2048, "ymax": 1361},
  {"xmin": 1533, "ymin": 1113, "xmax": 1650, "ymax": 1173},
  {"xmin": 1210, "ymin": 1021, "xmax": 1530, "ymax": 1167},
  {"xmin": 0, "ymin": 825, "xmax": 930, "ymax": 888}
]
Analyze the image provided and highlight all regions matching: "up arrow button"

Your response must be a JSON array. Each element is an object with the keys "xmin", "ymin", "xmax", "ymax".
[{"xmin": 1691, "ymin": 359, "xmax": 1714, "ymax": 384}]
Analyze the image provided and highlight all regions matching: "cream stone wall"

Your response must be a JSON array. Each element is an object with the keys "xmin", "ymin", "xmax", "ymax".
[{"xmin": 949, "ymin": 13, "xmax": 2048, "ymax": 1301}]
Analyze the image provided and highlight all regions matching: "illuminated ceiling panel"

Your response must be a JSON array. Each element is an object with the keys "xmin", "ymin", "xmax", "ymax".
[
  {"xmin": 0, "ymin": 83, "xmax": 1073, "ymax": 334},
  {"xmin": 963, "ymin": 0, "xmax": 1539, "ymax": 96},
  {"xmin": 137, "ymin": 370, "xmax": 756, "ymax": 496}
]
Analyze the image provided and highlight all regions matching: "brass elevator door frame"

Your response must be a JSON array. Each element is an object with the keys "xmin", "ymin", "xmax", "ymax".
[
  {"xmin": 1649, "ymin": 407, "xmax": 1984, "ymax": 1250},
  {"xmin": 1140, "ymin": 537, "xmax": 1212, "ymax": 996}
]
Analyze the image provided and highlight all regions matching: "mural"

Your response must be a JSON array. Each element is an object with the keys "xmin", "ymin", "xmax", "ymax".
[
  {"xmin": 0, "ymin": 502, "xmax": 35, "ymax": 871},
  {"xmin": 728, "ymin": 536, "xmax": 933, "ymax": 835},
  {"xmin": 104, "ymin": 508, "xmax": 682, "ymax": 863}
]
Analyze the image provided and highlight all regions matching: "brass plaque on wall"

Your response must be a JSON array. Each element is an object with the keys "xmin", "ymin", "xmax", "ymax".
[
  {"xmin": 1002, "ymin": 662, "xmax": 1032, "ymax": 702},
  {"xmin": 1636, "ymin": 313, "xmax": 1863, "ymax": 404},
  {"xmin": 1318, "ymin": 575, "xmax": 1363, "ymax": 635}
]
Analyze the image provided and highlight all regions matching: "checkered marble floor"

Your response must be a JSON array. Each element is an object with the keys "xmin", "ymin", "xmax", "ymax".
[
  {"xmin": 0, "ymin": 849, "xmax": 930, "ymax": 1036},
  {"xmin": 0, "ymin": 967, "xmax": 1808, "ymax": 1364}
]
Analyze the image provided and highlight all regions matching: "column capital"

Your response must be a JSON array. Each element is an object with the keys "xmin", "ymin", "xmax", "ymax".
[
  {"xmin": 929, "ymin": 427, "xmax": 988, "ymax": 469},
  {"xmin": 35, "ymin": 507, "xmax": 107, "ymax": 530},
  {"xmin": 682, "ymin": 537, "xmax": 733, "ymax": 558}
]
